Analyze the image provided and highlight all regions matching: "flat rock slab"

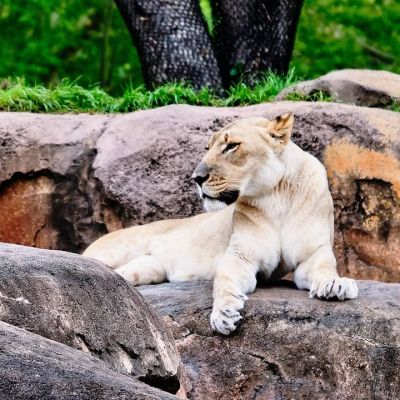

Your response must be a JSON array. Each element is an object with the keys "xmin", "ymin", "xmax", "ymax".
[
  {"xmin": 0, "ymin": 243, "xmax": 180, "ymax": 393},
  {"xmin": 0, "ymin": 321, "xmax": 177, "ymax": 400},
  {"xmin": 277, "ymin": 69, "xmax": 400, "ymax": 107},
  {"xmin": 139, "ymin": 280, "xmax": 400, "ymax": 400},
  {"xmin": 0, "ymin": 101, "xmax": 399, "ymax": 282}
]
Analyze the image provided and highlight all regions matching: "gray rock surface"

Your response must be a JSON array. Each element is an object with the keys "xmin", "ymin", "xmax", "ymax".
[
  {"xmin": 276, "ymin": 69, "xmax": 400, "ymax": 107},
  {"xmin": 0, "ymin": 112, "xmax": 115, "ymax": 252},
  {"xmin": 0, "ymin": 320, "xmax": 177, "ymax": 400},
  {"xmin": 139, "ymin": 280, "xmax": 400, "ymax": 400},
  {"xmin": 0, "ymin": 101, "xmax": 399, "ymax": 281},
  {"xmin": 0, "ymin": 243, "xmax": 180, "ymax": 393}
]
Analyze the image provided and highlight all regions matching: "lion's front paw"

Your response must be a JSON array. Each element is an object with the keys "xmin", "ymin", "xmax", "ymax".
[
  {"xmin": 210, "ymin": 305, "xmax": 243, "ymax": 335},
  {"xmin": 310, "ymin": 277, "xmax": 358, "ymax": 300},
  {"xmin": 210, "ymin": 292, "xmax": 247, "ymax": 335}
]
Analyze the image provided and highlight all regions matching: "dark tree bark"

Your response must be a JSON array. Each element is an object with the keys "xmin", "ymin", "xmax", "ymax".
[
  {"xmin": 114, "ymin": 0, "xmax": 223, "ymax": 89},
  {"xmin": 211, "ymin": 0, "xmax": 304, "ymax": 86}
]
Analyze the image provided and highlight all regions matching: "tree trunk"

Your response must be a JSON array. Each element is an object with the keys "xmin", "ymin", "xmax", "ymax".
[
  {"xmin": 114, "ymin": 0, "xmax": 223, "ymax": 89},
  {"xmin": 100, "ymin": 0, "xmax": 114, "ymax": 89},
  {"xmin": 211, "ymin": 0, "xmax": 304, "ymax": 86}
]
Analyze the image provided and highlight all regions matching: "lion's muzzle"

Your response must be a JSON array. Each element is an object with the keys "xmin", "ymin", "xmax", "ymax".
[{"xmin": 192, "ymin": 161, "xmax": 210, "ymax": 187}]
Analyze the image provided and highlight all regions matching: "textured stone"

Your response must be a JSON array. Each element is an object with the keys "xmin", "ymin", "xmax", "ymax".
[
  {"xmin": 140, "ymin": 280, "xmax": 400, "ymax": 400},
  {"xmin": 0, "ymin": 320, "xmax": 178, "ymax": 400},
  {"xmin": 0, "ymin": 101, "xmax": 399, "ymax": 281},
  {"xmin": 0, "ymin": 176, "xmax": 57, "ymax": 248},
  {"xmin": 0, "ymin": 243, "xmax": 180, "ymax": 393},
  {"xmin": 276, "ymin": 69, "xmax": 400, "ymax": 107},
  {"xmin": 0, "ymin": 112, "xmax": 119, "ymax": 253},
  {"xmin": 93, "ymin": 103, "xmax": 400, "ymax": 282}
]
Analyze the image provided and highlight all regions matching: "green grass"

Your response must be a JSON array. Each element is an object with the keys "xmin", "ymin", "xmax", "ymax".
[
  {"xmin": 0, "ymin": 78, "xmax": 115, "ymax": 113},
  {"xmin": 1, "ymin": 72, "xmax": 397, "ymax": 113},
  {"xmin": 284, "ymin": 90, "xmax": 333, "ymax": 102},
  {"xmin": 0, "ymin": 71, "xmax": 299, "ymax": 113},
  {"xmin": 390, "ymin": 99, "xmax": 400, "ymax": 113},
  {"xmin": 224, "ymin": 68, "xmax": 298, "ymax": 106}
]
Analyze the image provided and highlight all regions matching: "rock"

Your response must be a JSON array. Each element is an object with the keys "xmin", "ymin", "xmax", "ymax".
[
  {"xmin": 276, "ymin": 69, "xmax": 400, "ymax": 107},
  {"xmin": 0, "ymin": 112, "xmax": 121, "ymax": 253},
  {"xmin": 139, "ymin": 280, "xmax": 400, "ymax": 400},
  {"xmin": 0, "ymin": 102, "xmax": 399, "ymax": 281},
  {"xmin": 0, "ymin": 243, "xmax": 181, "ymax": 394},
  {"xmin": 0, "ymin": 320, "xmax": 178, "ymax": 400}
]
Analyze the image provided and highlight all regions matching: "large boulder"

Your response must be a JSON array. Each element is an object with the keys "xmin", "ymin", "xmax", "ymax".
[
  {"xmin": 0, "ymin": 243, "xmax": 180, "ymax": 393},
  {"xmin": 139, "ymin": 280, "xmax": 400, "ymax": 400},
  {"xmin": 0, "ymin": 102, "xmax": 399, "ymax": 281},
  {"xmin": 0, "ymin": 112, "xmax": 119, "ymax": 253},
  {"xmin": 276, "ymin": 69, "xmax": 400, "ymax": 107},
  {"xmin": 0, "ymin": 320, "xmax": 177, "ymax": 400}
]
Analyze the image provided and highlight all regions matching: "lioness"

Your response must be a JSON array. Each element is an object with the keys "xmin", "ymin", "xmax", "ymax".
[{"xmin": 83, "ymin": 113, "xmax": 358, "ymax": 335}]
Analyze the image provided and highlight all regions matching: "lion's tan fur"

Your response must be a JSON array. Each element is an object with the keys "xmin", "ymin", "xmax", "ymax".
[{"xmin": 83, "ymin": 114, "xmax": 358, "ymax": 335}]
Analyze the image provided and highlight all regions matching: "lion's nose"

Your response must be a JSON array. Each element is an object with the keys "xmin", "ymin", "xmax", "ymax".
[
  {"xmin": 192, "ymin": 162, "xmax": 210, "ymax": 186},
  {"xmin": 193, "ymin": 173, "xmax": 210, "ymax": 186}
]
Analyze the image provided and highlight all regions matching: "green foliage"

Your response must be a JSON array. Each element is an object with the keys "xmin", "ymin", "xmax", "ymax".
[
  {"xmin": 118, "ymin": 83, "xmax": 224, "ymax": 112},
  {"xmin": 390, "ymin": 100, "xmax": 400, "ymax": 113},
  {"xmin": 0, "ymin": 70, "xmax": 299, "ymax": 113},
  {"xmin": 224, "ymin": 68, "xmax": 298, "ymax": 106},
  {"xmin": 284, "ymin": 90, "xmax": 333, "ymax": 102},
  {"xmin": 0, "ymin": 0, "xmax": 142, "ymax": 94},
  {"xmin": 1, "ymin": 72, "xmax": 398, "ymax": 113},
  {"xmin": 292, "ymin": 0, "xmax": 400, "ymax": 78},
  {"xmin": 199, "ymin": 0, "xmax": 213, "ymax": 34},
  {"xmin": 0, "ymin": 78, "xmax": 115, "ymax": 112},
  {"xmin": 0, "ymin": 0, "xmax": 398, "ymax": 93}
]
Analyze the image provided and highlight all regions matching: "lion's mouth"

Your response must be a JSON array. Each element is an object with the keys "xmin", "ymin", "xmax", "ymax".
[{"xmin": 202, "ymin": 190, "xmax": 240, "ymax": 205}]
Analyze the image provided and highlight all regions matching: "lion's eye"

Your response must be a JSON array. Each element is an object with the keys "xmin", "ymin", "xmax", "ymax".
[
  {"xmin": 223, "ymin": 143, "xmax": 240, "ymax": 154},
  {"xmin": 204, "ymin": 146, "xmax": 209, "ymax": 151}
]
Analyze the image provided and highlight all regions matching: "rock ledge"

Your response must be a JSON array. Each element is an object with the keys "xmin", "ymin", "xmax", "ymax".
[{"xmin": 140, "ymin": 280, "xmax": 400, "ymax": 400}]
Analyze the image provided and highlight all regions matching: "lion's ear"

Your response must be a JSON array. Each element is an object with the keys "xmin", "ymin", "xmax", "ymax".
[{"xmin": 267, "ymin": 112, "xmax": 294, "ymax": 145}]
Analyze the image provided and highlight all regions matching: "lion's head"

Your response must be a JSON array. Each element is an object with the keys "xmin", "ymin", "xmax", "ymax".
[{"xmin": 192, "ymin": 113, "xmax": 294, "ymax": 211}]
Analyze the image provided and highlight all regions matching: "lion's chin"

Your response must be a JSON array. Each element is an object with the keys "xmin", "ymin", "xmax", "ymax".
[
  {"xmin": 203, "ymin": 197, "xmax": 228, "ymax": 212},
  {"xmin": 202, "ymin": 190, "xmax": 240, "ymax": 212}
]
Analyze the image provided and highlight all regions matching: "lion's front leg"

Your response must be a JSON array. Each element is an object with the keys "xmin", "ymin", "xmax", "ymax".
[
  {"xmin": 211, "ymin": 252, "xmax": 258, "ymax": 335},
  {"xmin": 115, "ymin": 255, "xmax": 166, "ymax": 286},
  {"xmin": 293, "ymin": 245, "xmax": 358, "ymax": 300}
]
